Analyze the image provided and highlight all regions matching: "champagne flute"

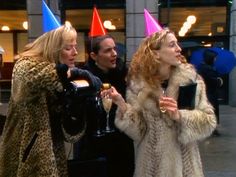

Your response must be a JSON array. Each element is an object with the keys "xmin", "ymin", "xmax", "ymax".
[
  {"xmin": 102, "ymin": 94, "xmax": 114, "ymax": 133},
  {"xmin": 159, "ymin": 89, "xmax": 167, "ymax": 113},
  {"xmin": 159, "ymin": 80, "xmax": 168, "ymax": 113}
]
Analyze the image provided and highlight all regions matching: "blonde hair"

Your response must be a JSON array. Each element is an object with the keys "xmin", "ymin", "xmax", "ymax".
[{"xmin": 15, "ymin": 24, "xmax": 77, "ymax": 64}]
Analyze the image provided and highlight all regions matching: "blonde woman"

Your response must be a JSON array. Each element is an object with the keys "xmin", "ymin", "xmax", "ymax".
[
  {"xmin": 0, "ymin": 24, "xmax": 101, "ymax": 177},
  {"xmin": 102, "ymin": 28, "xmax": 216, "ymax": 177}
]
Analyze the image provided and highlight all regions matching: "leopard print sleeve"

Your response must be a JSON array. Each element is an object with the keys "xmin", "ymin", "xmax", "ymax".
[{"xmin": 13, "ymin": 57, "xmax": 63, "ymax": 94}]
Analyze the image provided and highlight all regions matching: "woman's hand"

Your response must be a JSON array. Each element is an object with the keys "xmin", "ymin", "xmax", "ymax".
[
  {"xmin": 101, "ymin": 86, "xmax": 127, "ymax": 114},
  {"xmin": 69, "ymin": 68, "xmax": 102, "ymax": 91},
  {"xmin": 159, "ymin": 96, "xmax": 180, "ymax": 121}
]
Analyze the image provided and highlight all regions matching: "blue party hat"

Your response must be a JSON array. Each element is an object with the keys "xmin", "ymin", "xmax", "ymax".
[{"xmin": 42, "ymin": 0, "xmax": 61, "ymax": 32}]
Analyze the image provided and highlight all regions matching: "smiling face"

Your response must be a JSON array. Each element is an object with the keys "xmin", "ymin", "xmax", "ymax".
[
  {"xmin": 156, "ymin": 33, "xmax": 182, "ymax": 67},
  {"xmin": 60, "ymin": 39, "xmax": 78, "ymax": 68},
  {"xmin": 90, "ymin": 38, "xmax": 117, "ymax": 72}
]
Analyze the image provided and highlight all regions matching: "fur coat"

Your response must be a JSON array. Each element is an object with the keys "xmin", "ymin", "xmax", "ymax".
[
  {"xmin": 115, "ymin": 63, "xmax": 216, "ymax": 177},
  {"xmin": 0, "ymin": 57, "xmax": 84, "ymax": 177}
]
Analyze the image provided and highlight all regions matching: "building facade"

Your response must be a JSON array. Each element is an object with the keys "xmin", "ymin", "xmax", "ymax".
[{"xmin": 0, "ymin": 0, "xmax": 235, "ymax": 105}]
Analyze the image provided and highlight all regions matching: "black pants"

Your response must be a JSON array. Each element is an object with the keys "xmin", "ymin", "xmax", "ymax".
[
  {"xmin": 72, "ymin": 132, "xmax": 134, "ymax": 177},
  {"xmin": 68, "ymin": 158, "xmax": 107, "ymax": 177}
]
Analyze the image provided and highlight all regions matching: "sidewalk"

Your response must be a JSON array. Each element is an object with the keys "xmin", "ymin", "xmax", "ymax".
[
  {"xmin": 200, "ymin": 105, "xmax": 236, "ymax": 177},
  {"xmin": 0, "ymin": 104, "xmax": 235, "ymax": 177}
]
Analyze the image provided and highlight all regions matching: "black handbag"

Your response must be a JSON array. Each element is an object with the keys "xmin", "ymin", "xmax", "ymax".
[
  {"xmin": 62, "ymin": 81, "xmax": 101, "ymax": 136},
  {"xmin": 177, "ymin": 82, "xmax": 197, "ymax": 110}
]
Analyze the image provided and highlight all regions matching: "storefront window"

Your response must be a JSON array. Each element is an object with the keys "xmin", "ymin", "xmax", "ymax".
[{"xmin": 159, "ymin": 6, "xmax": 226, "ymax": 37}]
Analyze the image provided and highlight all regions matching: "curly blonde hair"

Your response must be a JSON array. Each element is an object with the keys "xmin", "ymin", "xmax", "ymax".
[{"xmin": 127, "ymin": 28, "xmax": 186, "ymax": 88}]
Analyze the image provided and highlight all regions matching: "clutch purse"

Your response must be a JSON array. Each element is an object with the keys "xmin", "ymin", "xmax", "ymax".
[{"xmin": 177, "ymin": 82, "xmax": 197, "ymax": 110}]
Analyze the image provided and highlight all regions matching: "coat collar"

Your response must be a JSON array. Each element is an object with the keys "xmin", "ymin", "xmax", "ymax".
[{"xmin": 128, "ymin": 63, "xmax": 198, "ymax": 101}]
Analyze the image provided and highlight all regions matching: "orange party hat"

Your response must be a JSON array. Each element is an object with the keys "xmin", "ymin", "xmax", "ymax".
[{"xmin": 89, "ymin": 7, "xmax": 107, "ymax": 37}]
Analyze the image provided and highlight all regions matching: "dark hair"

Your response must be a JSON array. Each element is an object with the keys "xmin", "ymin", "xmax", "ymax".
[
  {"xmin": 203, "ymin": 49, "xmax": 218, "ymax": 66},
  {"xmin": 86, "ymin": 35, "xmax": 114, "ymax": 55}
]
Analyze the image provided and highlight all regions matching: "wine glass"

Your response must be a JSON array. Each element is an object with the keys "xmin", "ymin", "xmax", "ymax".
[
  {"xmin": 159, "ymin": 80, "xmax": 168, "ymax": 113},
  {"xmin": 159, "ymin": 89, "xmax": 167, "ymax": 113},
  {"xmin": 102, "ymin": 94, "xmax": 114, "ymax": 133}
]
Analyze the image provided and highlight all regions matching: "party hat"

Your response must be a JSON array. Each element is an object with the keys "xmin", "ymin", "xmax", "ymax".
[
  {"xmin": 42, "ymin": 0, "xmax": 61, "ymax": 32},
  {"xmin": 144, "ymin": 9, "xmax": 163, "ymax": 36},
  {"xmin": 0, "ymin": 46, "xmax": 5, "ymax": 54},
  {"xmin": 89, "ymin": 7, "xmax": 107, "ymax": 37}
]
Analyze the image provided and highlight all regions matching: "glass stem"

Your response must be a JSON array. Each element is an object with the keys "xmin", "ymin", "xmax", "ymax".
[{"xmin": 106, "ymin": 112, "xmax": 110, "ymax": 130}]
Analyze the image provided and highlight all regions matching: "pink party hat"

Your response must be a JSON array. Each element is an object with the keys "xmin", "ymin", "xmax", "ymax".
[{"xmin": 144, "ymin": 9, "xmax": 163, "ymax": 36}]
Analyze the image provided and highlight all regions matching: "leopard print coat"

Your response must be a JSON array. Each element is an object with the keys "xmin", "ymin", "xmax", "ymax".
[
  {"xmin": 115, "ymin": 63, "xmax": 217, "ymax": 177},
  {"xmin": 0, "ymin": 57, "xmax": 84, "ymax": 177}
]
